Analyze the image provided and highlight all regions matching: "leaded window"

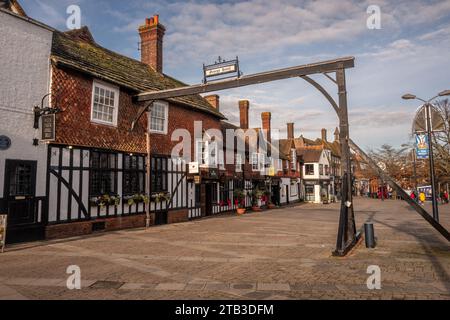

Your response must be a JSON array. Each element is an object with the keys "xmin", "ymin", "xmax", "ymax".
[{"xmin": 90, "ymin": 151, "xmax": 117, "ymax": 196}]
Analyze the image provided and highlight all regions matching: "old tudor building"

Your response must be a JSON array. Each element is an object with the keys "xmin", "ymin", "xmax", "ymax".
[{"xmin": 1, "ymin": 3, "xmax": 304, "ymax": 243}]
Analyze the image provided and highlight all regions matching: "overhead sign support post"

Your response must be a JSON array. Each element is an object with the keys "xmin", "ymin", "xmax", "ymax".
[{"xmin": 133, "ymin": 56, "xmax": 359, "ymax": 256}]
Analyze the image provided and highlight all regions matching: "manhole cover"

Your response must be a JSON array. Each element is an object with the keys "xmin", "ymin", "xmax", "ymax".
[{"xmin": 90, "ymin": 281, "xmax": 124, "ymax": 289}]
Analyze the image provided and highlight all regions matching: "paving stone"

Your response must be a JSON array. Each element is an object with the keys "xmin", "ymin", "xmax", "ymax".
[
  {"xmin": 204, "ymin": 283, "xmax": 230, "ymax": 291},
  {"xmin": 184, "ymin": 283, "xmax": 206, "ymax": 291},
  {"xmin": 1, "ymin": 199, "xmax": 449, "ymax": 300},
  {"xmin": 257, "ymin": 283, "xmax": 291, "ymax": 291},
  {"xmin": 155, "ymin": 283, "xmax": 187, "ymax": 291},
  {"xmin": 90, "ymin": 281, "xmax": 125, "ymax": 290},
  {"xmin": 231, "ymin": 283, "xmax": 256, "ymax": 290}
]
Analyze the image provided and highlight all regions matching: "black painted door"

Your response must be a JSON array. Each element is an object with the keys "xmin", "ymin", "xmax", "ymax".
[
  {"xmin": 3, "ymin": 160, "xmax": 43, "ymax": 243},
  {"xmin": 205, "ymin": 184, "xmax": 213, "ymax": 216},
  {"xmin": 271, "ymin": 184, "xmax": 280, "ymax": 206}
]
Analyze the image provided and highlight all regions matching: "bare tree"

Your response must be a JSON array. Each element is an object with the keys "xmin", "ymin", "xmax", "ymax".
[{"xmin": 432, "ymin": 99, "xmax": 450, "ymax": 187}]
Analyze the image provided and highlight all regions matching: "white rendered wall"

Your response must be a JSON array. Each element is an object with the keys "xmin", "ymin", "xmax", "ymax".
[{"xmin": 0, "ymin": 11, "xmax": 53, "ymax": 198}]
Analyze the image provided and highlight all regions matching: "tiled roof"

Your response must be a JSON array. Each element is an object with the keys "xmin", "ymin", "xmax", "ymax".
[
  {"xmin": 51, "ymin": 29, "xmax": 226, "ymax": 119},
  {"xmin": 297, "ymin": 148, "xmax": 323, "ymax": 163}
]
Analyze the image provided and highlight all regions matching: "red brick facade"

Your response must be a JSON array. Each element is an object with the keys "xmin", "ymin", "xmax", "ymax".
[{"xmin": 51, "ymin": 64, "xmax": 223, "ymax": 157}]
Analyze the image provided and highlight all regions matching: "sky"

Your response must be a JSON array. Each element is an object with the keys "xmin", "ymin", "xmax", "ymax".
[{"xmin": 19, "ymin": 0, "xmax": 450, "ymax": 150}]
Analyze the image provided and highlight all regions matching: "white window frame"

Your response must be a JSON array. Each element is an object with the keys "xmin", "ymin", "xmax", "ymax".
[
  {"xmin": 90, "ymin": 80, "xmax": 119, "ymax": 127},
  {"xmin": 291, "ymin": 149, "xmax": 297, "ymax": 170},
  {"xmin": 250, "ymin": 153, "xmax": 266, "ymax": 172},
  {"xmin": 251, "ymin": 153, "xmax": 261, "ymax": 172},
  {"xmin": 277, "ymin": 159, "xmax": 283, "ymax": 172},
  {"xmin": 196, "ymin": 138, "xmax": 218, "ymax": 168},
  {"xmin": 236, "ymin": 153, "xmax": 243, "ymax": 172},
  {"xmin": 149, "ymin": 100, "xmax": 169, "ymax": 134}
]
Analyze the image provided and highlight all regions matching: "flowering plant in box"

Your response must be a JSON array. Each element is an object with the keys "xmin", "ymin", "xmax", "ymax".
[{"xmin": 90, "ymin": 194, "xmax": 121, "ymax": 208}]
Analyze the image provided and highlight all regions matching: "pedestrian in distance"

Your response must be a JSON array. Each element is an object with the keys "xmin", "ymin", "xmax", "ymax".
[{"xmin": 419, "ymin": 192, "xmax": 426, "ymax": 206}]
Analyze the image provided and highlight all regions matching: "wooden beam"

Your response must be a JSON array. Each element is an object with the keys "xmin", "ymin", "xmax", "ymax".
[{"xmin": 136, "ymin": 57, "xmax": 355, "ymax": 102}]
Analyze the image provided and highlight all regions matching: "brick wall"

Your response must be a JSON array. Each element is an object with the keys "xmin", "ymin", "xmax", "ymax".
[
  {"xmin": 45, "ymin": 214, "xmax": 148, "ymax": 240},
  {"xmin": 51, "ymin": 65, "xmax": 223, "ymax": 157},
  {"xmin": 167, "ymin": 209, "xmax": 189, "ymax": 224}
]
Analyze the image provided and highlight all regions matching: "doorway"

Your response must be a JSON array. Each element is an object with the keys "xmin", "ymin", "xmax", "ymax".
[
  {"xmin": 3, "ymin": 160, "xmax": 44, "ymax": 243},
  {"xmin": 204, "ymin": 183, "xmax": 215, "ymax": 216},
  {"xmin": 271, "ymin": 183, "xmax": 280, "ymax": 206}
]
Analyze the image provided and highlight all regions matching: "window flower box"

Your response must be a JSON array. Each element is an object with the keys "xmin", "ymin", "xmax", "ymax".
[
  {"xmin": 151, "ymin": 192, "xmax": 171, "ymax": 203},
  {"xmin": 90, "ymin": 194, "xmax": 121, "ymax": 208},
  {"xmin": 124, "ymin": 194, "xmax": 150, "ymax": 206}
]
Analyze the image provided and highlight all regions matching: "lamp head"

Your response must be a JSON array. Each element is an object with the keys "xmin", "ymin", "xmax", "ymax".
[{"xmin": 402, "ymin": 94, "xmax": 416, "ymax": 100}]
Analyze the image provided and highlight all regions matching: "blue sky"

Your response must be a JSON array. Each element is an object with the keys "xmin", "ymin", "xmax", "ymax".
[{"xmin": 20, "ymin": 0, "xmax": 450, "ymax": 150}]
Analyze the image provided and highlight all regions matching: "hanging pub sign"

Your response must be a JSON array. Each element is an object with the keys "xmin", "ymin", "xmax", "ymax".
[
  {"xmin": 41, "ymin": 114, "xmax": 56, "ymax": 142},
  {"xmin": 203, "ymin": 56, "xmax": 241, "ymax": 83},
  {"xmin": 415, "ymin": 134, "xmax": 429, "ymax": 159},
  {"xmin": 0, "ymin": 215, "xmax": 7, "ymax": 253}
]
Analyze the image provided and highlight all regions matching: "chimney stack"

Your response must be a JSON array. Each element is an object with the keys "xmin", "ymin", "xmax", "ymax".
[
  {"xmin": 239, "ymin": 100, "xmax": 249, "ymax": 129},
  {"xmin": 138, "ymin": 15, "xmax": 165, "ymax": 73},
  {"xmin": 287, "ymin": 123, "xmax": 294, "ymax": 140},
  {"xmin": 321, "ymin": 128, "xmax": 327, "ymax": 142},
  {"xmin": 334, "ymin": 127, "xmax": 340, "ymax": 142},
  {"xmin": 261, "ymin": 112, "xmax": 272, "ymax": 144},
  {"xmin": 204, "ymin": 95, "xmax": 220, "ymax": 111}
]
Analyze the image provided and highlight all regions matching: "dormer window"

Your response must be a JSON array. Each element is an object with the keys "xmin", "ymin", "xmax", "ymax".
[
  {"xmin": 91, "ymin": 80, "xmax": 119, "ymax": 126},
  {"xmin": 150, "ymin": 101, "xmax": 169, "ymax": 134}
]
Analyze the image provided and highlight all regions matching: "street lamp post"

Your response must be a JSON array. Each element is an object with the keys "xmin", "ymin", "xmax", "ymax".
[{"xmin": 402, "ymin": 90, "xmax": 450, "ymax": 222}]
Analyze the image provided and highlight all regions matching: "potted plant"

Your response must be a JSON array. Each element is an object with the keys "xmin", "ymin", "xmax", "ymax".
[
  {"xmin": 233, "ymin": 189, "xmax": 246, "ymax": 215},
  {"xmin": 265, "ymin": 191, "xmax": 276, "ymax": 209},
  {"xmin": 251, "ymin": 189, "xmax": 264, "ymax": 212}
]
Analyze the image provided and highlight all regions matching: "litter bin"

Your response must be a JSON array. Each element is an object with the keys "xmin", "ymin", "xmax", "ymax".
[{"xmin": 364, "ymin": 221, "xmax": 376, "ymax": 249}]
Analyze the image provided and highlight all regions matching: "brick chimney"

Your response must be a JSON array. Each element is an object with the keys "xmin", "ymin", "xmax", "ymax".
[
  {"xmin": 239, "ymin": 100, "xmax": 249, "ymax": 129},
  {"xmin": 138, "ymin": 15, "xmax": 165, "ymax": 73},
  {"xmin": 287, "ymin": 123, "xmax": 294, "ymax": 140},
  {"xmin": 334, "ymin": 127, "xmax": 340, "ymax": 142},
  {"xmin": 261, "ymin": 112, "xmax": 272, "ymax": 144},
  {"xmin": 321, "ymin": 128, "xmax": 327, "ymax": 142},
  {"xmin": 204, "ymin": 95, "xmax": 220, "ymax": 111}
]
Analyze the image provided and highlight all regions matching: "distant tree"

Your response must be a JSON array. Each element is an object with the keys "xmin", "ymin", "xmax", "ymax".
[{"xmin": 432, "ymin": 99, "xmax": 450, "ymax": 187}]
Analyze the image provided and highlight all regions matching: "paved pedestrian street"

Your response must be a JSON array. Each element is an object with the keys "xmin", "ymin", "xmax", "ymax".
[{"xmin": 0, "ymin": 198, "xmax": 449, "ymax": 300}]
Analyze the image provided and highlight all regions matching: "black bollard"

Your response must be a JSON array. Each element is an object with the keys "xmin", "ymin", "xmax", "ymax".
[{"xmin": 365, "ymin": 222, "xmax": 376, "ymax": 249}]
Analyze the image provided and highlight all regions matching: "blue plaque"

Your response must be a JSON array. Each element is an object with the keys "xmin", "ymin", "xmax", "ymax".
[{"xmin": 0, "ymin": 136, "xmax": 11, "ymax": 150}]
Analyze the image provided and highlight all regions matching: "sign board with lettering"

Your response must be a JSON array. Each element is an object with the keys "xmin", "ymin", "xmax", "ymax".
[
  {"xmin": 203, "ymin": 57, "xmax": 241, "ymax": 83},
  {"xmin": 415, "ymin": 134, "xmax": 429, "ymax": 159},
  {"xmin": 41, "ymin": 114, "xmax": 56, "ymax": 142},
  {"xmin": 0, "ymin": 215, "xmax": 7, "ymax": 253}
]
